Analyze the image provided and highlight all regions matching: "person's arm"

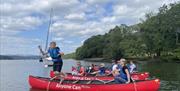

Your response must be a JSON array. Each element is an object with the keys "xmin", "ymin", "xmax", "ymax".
[
  {"xmin": 134, "ymin": 64, "xmax": 137, "ymax": 71},
  {"xmin": 130, "ymin": 66, "xmax": 133, "ymax": 73},
  {"xmin": 57, "ymin": 47, "xmax": 64, "ymax": 56},
  {"xmin": 125, "ymin": 69, "xmax": 131, "ymax": 83},
  {"xmin": 60, "ymin": 52, "xmax": 64, "ymax": 56},
  {"xmin": 130, "ymin": 64, "xmax": 136, "ymax": 73},
  {"xmin": 112, "ymin": 69, "xmax": 116, "ymax": 76}
]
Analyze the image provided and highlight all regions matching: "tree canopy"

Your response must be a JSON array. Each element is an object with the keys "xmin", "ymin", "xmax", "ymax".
[{"xmin": 75, "ymin": 2, "xmax": 180, "ymax": 60}]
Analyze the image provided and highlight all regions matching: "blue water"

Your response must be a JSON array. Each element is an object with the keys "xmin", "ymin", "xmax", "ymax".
[{"xmin": 0, "ymin": 59, "xmax": 179, "ymax": 91}]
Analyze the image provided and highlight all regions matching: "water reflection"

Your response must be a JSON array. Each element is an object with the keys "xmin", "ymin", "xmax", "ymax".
[
  {"xmin": 29, "ymin": 88, "xmax": 44, "ymax": 91},
  {"xmin": 0, "ymin": 59, "xmax": 180, "ymax": 91}
]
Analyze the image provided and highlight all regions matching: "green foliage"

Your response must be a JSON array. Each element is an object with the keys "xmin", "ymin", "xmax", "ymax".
[
  {"xmin": 63, "ymin": 53, "xmax": 76, "ymax": 59},
  {"xmin": 140, "ymin": 2, "xmax": 180, "ymax": 57},
  {"xmin": 75, "ymin": 35, "xmax": 106, "ymax": 59},
  {"xmin": 174, "ymin": 47, "xmax": 180, "ymax": 59},
  {"xmin": 75, "ymin": 2, "xmax": 180, "ymax": 60}
]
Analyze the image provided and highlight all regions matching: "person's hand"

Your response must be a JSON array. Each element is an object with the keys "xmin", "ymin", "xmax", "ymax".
[
  {"xmin": 114, "ymin": 70, "xmax": 120, "ymax": 76},
  {"xmin": 46, "ymin": 57, "xmax": 52, "ymax": 61},
  {"xmin": 60, "ymin": 52, "xmax": 64, "ymax": 56}
]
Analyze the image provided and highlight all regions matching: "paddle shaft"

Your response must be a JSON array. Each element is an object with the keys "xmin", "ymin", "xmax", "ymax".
[{"xmin": 131, "ymin": 77, "xmax": 137, "ymax": 91}]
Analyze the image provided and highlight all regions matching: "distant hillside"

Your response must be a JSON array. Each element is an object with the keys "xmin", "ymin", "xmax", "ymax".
[
  {"xmin": 0, "ymin": 55, "xmax": 40, "ymax": 60},
  {"xmin": 62, "ymin": 53, "xmax": 76, "ymax": 59},
  {"xmin": 0, "ymin": 53, "xmax": 76, "ymax": 60},
  {"xmin": 75, "ymin": 2, "xmax": 180, "ymax": 60}
]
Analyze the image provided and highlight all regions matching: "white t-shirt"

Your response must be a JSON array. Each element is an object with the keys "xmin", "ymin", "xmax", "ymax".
[
  {"xmin": 112, "ymin": 64, "xmax": 118, "ymax": 71},
  {"xmin": 129, "ymin": 64, "xmax": 136, "ymax": 73}
]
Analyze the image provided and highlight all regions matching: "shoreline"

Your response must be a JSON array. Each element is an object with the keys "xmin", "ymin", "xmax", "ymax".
[{"xmin": 72, "ymin": 57, "xmax": 180, "ymax": 63}]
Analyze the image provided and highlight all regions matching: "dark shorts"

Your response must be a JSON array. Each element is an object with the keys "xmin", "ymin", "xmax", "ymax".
[{"xmin": 53, "ymin": 61, "xmax": 63, "ymax": 72}]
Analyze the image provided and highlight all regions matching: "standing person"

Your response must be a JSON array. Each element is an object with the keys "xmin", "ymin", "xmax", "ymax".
[
  {"xmin": 127, "ymin": 60, "xmax": 137, "ymax": 73},
  {"xmin": 48, "ymin": 41, "xmax": 64, "ymax": 73},
  {"xmin": 114, "ymin": 59, "xmax": 131, "ymax": 84}
]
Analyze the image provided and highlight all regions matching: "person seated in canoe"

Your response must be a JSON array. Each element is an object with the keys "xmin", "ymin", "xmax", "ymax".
[
  {"xmin": 113, "ymin": 59, "xmax": 131, "ymax": 84},
  {"xmin": 73, "ymin": 61, "xmax": 85, "ymax": 76},
  {"xmin": 71, "ymin": 66, "xmax": 77, "ymax": 75},
  {"xmin": 86, "ymin": 64, "xmax": 96, "ymax": 74},
  {"xmin": 47, "ymin": 42, "xmax": 65, "ymax": 76},
  {"xmin": 91, "ymin": 63, "xmax": 106, "ymax": 76},
  {"xmin": 111, "ymin": 60, "xmax": 119, "ymax": 76},
  {"xmin": 127, "ymin": 60, "xmax": 137, "ymax": 73}
]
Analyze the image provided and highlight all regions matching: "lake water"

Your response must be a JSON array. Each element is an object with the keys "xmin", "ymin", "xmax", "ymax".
[{"xmin": 0, "ymin": 59, "xmax": 179, "ymax": 91}]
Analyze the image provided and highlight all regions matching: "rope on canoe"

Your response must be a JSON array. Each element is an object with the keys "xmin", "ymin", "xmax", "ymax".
[
  {"xmin": 46, "ymin": 72, "xmax": 67, "ymax": 91},
  {"xmin": 46, "ymin": 76, "xmax": 57, "ymax": 91},
  {"xmin": 132, "ymin": 78, "xmax": 137, "ymax": 91}
]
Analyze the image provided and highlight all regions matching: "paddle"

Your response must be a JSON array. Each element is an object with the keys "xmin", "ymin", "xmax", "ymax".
[
  {"xmin": 38, "ymin": 45, "xmax": 54, "ymax": 68},
  {"xmin": 38, "ymin": 45, "xmax": 49, "ymax": 57},
  {"xmin": 86, "ymin": 73, "xmax": 107, "ymax": 84},
  {"xmin": 38, "ymin": 45, "xmax": 44, "ymax": 62},
  {"xmin": 38, "ymin": 45, "xmax": 47, "ymax": 62},
  {"xmin": 131, "ymin": 77, "xmax": 137, "ymax": 91}
]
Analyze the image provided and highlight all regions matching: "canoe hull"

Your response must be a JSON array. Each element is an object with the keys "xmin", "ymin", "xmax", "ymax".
[
  {"xmin": 29, "ymin": 75, "xmax": 160, "ymax": 91},
  {"xmin": 50, "ymin": 71, "xmax": 150, "ymax": 81}
]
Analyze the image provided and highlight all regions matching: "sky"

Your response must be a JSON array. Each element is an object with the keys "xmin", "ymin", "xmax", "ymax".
[{"xmin": 0, "ymin": 0, "xmax": 179, "ymax": 55}]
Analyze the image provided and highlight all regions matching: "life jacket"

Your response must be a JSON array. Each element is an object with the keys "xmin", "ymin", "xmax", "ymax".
[
  {"xmin": 77, "ymin": 66, "xmax": 85, "ymax": 75},
  {"xmin": 116, "ymin": 64, "xmax": 122, "ymax": 70},
  {"xmin": 127, "ymin": 64, "xmax": 131, "ymax": 72},
  {"xmin": 93, "ymin": 66, "xmax": 99, "ymax": 71},
  {"xmin": 99, "ymin": 67, "xmax": 106, "ymax": 75},
  {"xmin": 117, "ymin": 65, "xmax": 128, "ymax": 81},
  {"xmin": 48, "ymin": 47, "xmax": 61, "ymax": 59}
]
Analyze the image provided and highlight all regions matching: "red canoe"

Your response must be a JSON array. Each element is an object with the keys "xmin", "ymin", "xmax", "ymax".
[
  {"xmin": 50, "ymin": 71, "xmax": 150, "ymax": 81},
  {"xmin": 29, "ymin": 75, "xmax": 160, "ymax": 91}
]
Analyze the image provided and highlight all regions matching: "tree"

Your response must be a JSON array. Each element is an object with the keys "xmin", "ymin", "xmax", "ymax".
[{"xmin": 75, "ymin": 2, "xmax": 180, "ymax": 60}]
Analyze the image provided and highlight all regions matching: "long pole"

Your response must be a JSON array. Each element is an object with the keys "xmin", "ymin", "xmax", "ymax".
[{"xmin": 45, "ymin": 8, "xmax": 53, "ymax": 51}]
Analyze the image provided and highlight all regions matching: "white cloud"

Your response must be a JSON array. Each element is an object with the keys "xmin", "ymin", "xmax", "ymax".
[
  {"xmin": 0, "ymin": 16, "xmax": 44, "ymax": 36},
  {"xmin": 65, "ymin": 13, "xmax": 86, "ymax": 21},
  {"xmin": 51, "ymin": 20, "xmax": 114, "ymax": 39},
  {"xmin": 113, "ymin": 5, "xmax": 132, "ymax": 15},
  {"xmin": 53, "ymin": 37, "xmax": 64, "ymax": 41},
  {"xmin": 3, "ymin": 16, "xmax": 42, "ymax": 29},
  {"xmin": 111, "ymin": 0, "xmax": 179, "ymax": 24},
  {"xmin": 0, "ymin": 0, "xmax": 80, "ymax": 16},
  {"xmin": 1, "ymin": 0, "xmax": 179, "ymax": 55},
  {"xmin": 86, "ymin": 0, "xmax": 110, "ymax": 5},
  {"xmin": 52, "ymin": 21, "xmax": 84, "ymax": 32},
  {"xmin": 101, "ymin": 16, "xmax": 117, "ymax": 23},
  {"xmin": 64, "ymin": 40, "xmax": 74, "ymax": 44},
  {"xmin": 0, "ymin": 35, "xmax": 41, "ymax": 55}
]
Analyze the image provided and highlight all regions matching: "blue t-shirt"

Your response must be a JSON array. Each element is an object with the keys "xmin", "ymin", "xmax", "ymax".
[
  {"xmin": 48, "ymin": 47, "xmax": 62, "ymax": 62},
  {"xmin": 99, "ymin": 67, "xmax": 106, "ymax": 75}
]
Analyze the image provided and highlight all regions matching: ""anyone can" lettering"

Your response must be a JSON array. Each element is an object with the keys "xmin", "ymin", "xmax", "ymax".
[{"xmin": 56, "ymin": 84, "xmax": 81, "ymax": 90}]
